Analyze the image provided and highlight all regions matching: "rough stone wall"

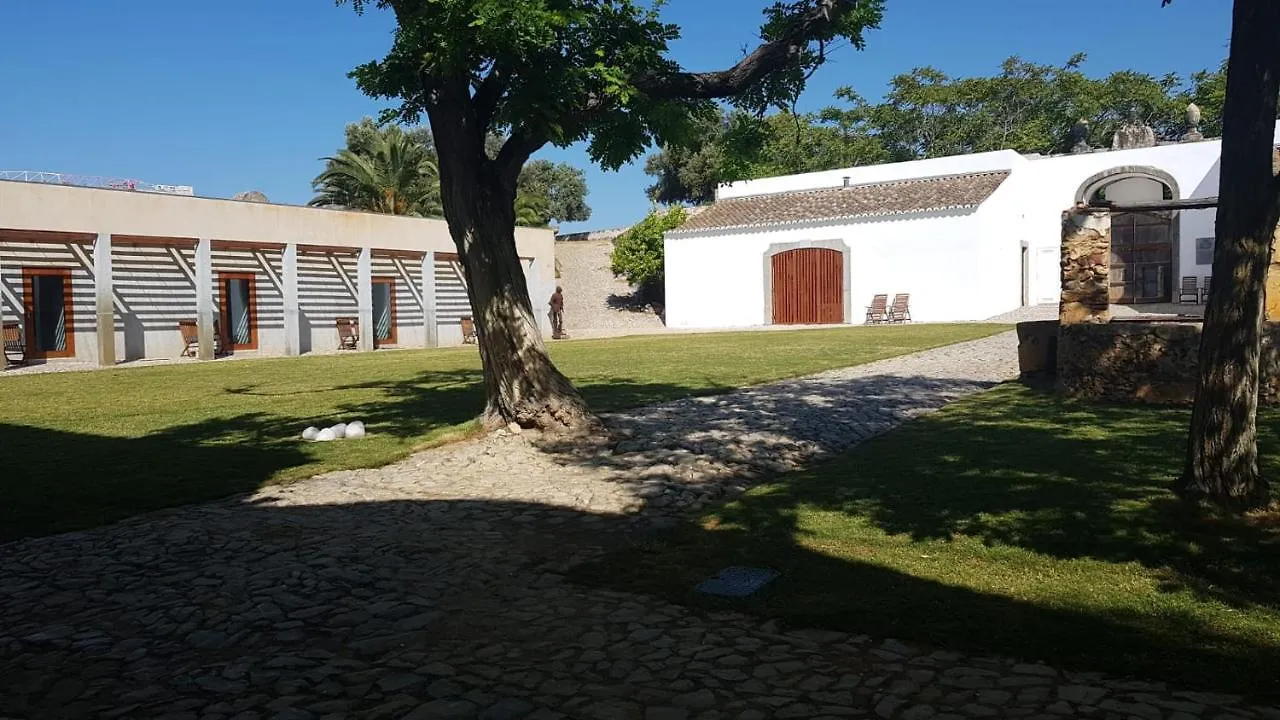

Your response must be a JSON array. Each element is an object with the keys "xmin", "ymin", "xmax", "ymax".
[
  {"xmin": 553, "ymin": 240, "xmax": 665, "ymax": 333},
  {"xmin": 1057, "ymin": 321, "xmax": 1280, "ymax": 405},
  {"xmin": 1059, "ymin": 207, "xmax": 1112, "ymax": 325}
]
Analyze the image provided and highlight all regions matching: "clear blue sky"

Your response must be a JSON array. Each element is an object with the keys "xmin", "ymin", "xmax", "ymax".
[{"xmin": 0, "ymin": 1, "xmax": 1231, "ymax": 234}]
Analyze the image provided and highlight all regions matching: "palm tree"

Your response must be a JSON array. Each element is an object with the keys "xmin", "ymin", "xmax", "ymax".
[{"xmin": 309, "ymin": 130, "xmax": 441, "ymax": 216}]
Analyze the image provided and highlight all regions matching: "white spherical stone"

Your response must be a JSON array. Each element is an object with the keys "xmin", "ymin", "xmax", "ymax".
[
  {"xmin": 331, "ymin": 423, "xmax": 347, "ymax": 439},
  {"xmin": 346, "ymin": 422, "xmax": 366, "ymax": 439},
  {"xmin": 301, "ymin": 426, "xmax": 320, "ymax": 441},
  {"xmin": 315, "ymin": 428, "xmax": 337, "ymax": 442}
]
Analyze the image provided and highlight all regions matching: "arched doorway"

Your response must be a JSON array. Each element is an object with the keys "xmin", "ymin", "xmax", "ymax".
[
  {"xmin": 770, "ymin": 247, "xmax": 844, "ymax": 324},
  {"xmin": 1077, "ymin": 168, "xmax": 1179, "ymax": 304}
]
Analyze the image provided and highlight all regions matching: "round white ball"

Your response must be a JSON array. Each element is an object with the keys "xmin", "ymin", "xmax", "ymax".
[
  {"xmin": 346, "ymin": 422, "xmax": 366, "ymax": 439},
  {"xmin": 315, "ymin": 428, "xmax": 337, "ymax": 442},
  {"xmin": 331, "ymin": 423, "xmax": 347, "ymax": 439},
  {"xmin": 301, "ymin": 426, "xmax": 319, "ymax": 441}
]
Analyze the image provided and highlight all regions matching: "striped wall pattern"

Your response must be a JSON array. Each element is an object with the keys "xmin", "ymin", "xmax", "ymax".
[
  {"xmin": 297, "ymin": 251, "xmax": 359, "ymax": 354},
  {"xmin": 0, "ymin": 242, "xmax": 96, "ymax": 360},
  {"xmin": 0, "ymin": 241, "xmax": 563, "ymax": 360},
  {"xmin": 372, "ymin": 256, "xmax": 427, "ymax": 348},
  {"xmin": 213, "ymin": 247, "xmax": 285, "ymax": 338},
  {"xmin": 435, "ymin": 258, "xmax": 470, "ymax": 325}
]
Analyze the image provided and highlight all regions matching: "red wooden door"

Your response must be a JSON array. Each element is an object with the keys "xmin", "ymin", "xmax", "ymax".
[{"xmin": 771, "ymin": 248, "xmax": 843, "ymax": 325}]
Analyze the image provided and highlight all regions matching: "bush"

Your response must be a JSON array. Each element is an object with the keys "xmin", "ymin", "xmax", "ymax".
[{"xmin": 610, "ymin": 206, "xmax": 688, "ymax": 298}]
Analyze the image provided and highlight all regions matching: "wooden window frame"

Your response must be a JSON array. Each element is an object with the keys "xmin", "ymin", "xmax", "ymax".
[
  {"xmin": 373, "ymin": 276, "xmax": 397, "ymax": 347},
  {"xmin": 217, "ymin": 272, "xmax": 259, "ymax": 351},
  {"xmin": 21, "ymin": 267, "xmax": 76, "ymax": 359}
]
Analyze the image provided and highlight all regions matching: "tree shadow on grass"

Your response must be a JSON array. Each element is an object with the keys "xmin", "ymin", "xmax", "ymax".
[
  {"xmin": 2, "ymin": 482, "xmax": 1278, "ymax": 719},
  {"xmin": 0, "ymin": 367, "xmax": 738, "ymax": 543}
]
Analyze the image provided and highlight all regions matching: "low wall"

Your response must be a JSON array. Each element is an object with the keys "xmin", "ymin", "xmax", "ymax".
[{"xmin": 1056, "ymin": 320, "xmax": 1280, "ymax": 405}]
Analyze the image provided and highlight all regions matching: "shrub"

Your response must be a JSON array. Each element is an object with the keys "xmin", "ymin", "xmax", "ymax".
[{"xmin": 610, "ymin": 206, "xmax": 688, "ymax": 298}]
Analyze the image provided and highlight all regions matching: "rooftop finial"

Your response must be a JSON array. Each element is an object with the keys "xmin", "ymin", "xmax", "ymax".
[{"xmin": 1182, "ymin": 102, "xmax": 1204, "ymax": 142}]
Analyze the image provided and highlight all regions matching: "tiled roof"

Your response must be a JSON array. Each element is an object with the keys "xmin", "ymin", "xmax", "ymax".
[{"xmin": 671, "ymin": 171, "xmax": 1011, "ymax": 234}]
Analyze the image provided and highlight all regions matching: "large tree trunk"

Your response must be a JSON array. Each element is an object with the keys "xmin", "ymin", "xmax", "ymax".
[
  {"xmin": 429, "ymin": 106, "xmax": 595, "ymax": 432},
  {"xmin": 1177, "ymin": 0, "xmax": 1280, "ymax": 510}
]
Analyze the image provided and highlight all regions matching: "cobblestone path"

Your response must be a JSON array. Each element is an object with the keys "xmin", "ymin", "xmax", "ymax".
[{"xmin": 3, "ymin": 332, "xmax": 1276, "ymax": 719}]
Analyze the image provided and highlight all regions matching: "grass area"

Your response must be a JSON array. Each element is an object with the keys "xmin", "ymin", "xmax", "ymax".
[
  {"xmin": 574, "ymin": 383, "xmax": 1280, "ymax": 699},
  {"xmin": 0, "ymin": 323, "xmax": 1003, "ymax": 541}
]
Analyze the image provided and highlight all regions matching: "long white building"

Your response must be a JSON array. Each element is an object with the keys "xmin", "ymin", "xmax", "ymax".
[
  {"xmin": 0, "ymin": 179, "xmax": 555, "ymax": 366},
  {"xmin": 663, "ymin": 120, "xmax": 1280, "ymax": 328}
]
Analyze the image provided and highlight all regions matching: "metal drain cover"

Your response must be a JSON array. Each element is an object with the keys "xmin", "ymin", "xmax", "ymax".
[{"xmin": 695, "ymin": 566, "xmax": 780, "ymax": 597}]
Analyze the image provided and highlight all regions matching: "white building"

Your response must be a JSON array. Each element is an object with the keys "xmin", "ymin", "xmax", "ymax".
[
  {"xmin": 663, "ymin": 121, "xmax": 1280, "ymax": 329},
  {"xmin": 0, "ymin": 179, "xmax": 555, "ymax": 366}
]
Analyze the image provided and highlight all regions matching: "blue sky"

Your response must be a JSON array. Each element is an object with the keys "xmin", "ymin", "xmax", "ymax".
[{"xmin": 0, "ymin": 1, "xmax": 1230, "ymax": 233}]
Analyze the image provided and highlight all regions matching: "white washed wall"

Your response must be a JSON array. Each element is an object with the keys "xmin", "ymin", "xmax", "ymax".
[{"xmin": 665, "ymin": 209, "xmax": 1008, "ymax": 328}]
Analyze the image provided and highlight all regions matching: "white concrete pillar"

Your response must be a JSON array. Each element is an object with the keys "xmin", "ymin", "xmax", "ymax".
[
  {"xmin": 421, "ymin": 252, "xmax": 438, "ymax": 348},
  {"xmin": 93, "ymin": 233, "xmax": 116, "ymax": 366},
  {"xmin": 527, "ymin": 259, "xmax": 547, "ymax": 336},
  {"xmin": 282, "ymin": 243, "xmax": 300, "ymax": 356},
  {"xmin": 357, "ymin": 247, "xmax": 374, "ymax": 352},
  {"xmin": 196, "ymin": 238, "xmax": 215, "ymax": 361}
]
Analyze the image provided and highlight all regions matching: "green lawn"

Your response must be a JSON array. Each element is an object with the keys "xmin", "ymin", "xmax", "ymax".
[
  {"xmin": 0, "ymin": 323, "xmax": 1003, "ymax": 541},
  {"xmin": 573, "ymin": 383, "xmax": 1280, "ymax": 699}
]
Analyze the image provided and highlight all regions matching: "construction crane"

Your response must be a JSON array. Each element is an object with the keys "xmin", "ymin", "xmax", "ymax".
[{"xmin": 0, "ymin": 170, "xmax": 194, "ymax": 196}]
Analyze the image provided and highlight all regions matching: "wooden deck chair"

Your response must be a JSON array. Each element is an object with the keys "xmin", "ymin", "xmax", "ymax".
[
  {"xmin": 3, "ymin": 321, "xmax": 26, "ymax": 367},
  {"xmin": 865, "ymin": 294, "xmax": 889, "ymax": 324},
  {"xmin": 178, "ymin": 320, "xmax": 223, "ymax": 358},
  {"xmin": 1201, "ymin": 276, "xmax": 1212, "ymax": 304},
  {"xmin": 460, "ymin": 316, "xmax": 478, "ymax": 345},
  {"xmin": 336, "ymin": 317, "xmax": 360, "ymax": 350},
  {"xmin": 1177, "ymin": 276, "xmax": 1199, "ymax": 304},
  {"xmin": 888, "ymin": 294, "xmax": 911, "ymax": 323}
]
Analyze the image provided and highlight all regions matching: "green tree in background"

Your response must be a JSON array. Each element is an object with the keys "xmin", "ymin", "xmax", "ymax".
[
  {"xmin": 339, "ymin": 0, "xmax": 885, "ymax": 430},
  {"xmin": 517, "ymin": 159, "xmax": 592, "ymax": 226},
  {"xmin": 610, "ymin": 206, "xmax": 689, "ymax": 299},
  {"xmin": 643, "ymin": 54, "xmax": 1232, "ymax": 204}
]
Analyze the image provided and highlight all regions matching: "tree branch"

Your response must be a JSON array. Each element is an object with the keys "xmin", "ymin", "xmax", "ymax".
[
  {"xmin": 495, "ymin": 128, "xmax": 546, "ymax": 188},
  {"xmin": 472, "ymin": 62, "xmax": 509, "ymax": 129},
  {"xmin": 635, "ymin": 0, "xmax": 842, "ymax": 100}
]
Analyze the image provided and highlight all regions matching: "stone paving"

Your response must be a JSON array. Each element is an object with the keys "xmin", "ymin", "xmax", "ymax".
[{"xmin": 2, "ymin": 332, "xmax": 1276, "ymax": 720}]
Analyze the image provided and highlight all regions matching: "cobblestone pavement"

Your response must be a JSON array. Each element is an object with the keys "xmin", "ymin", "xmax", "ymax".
[{"xmin": 3, "ymin": 332, "xmax": 1276, "ymax": 720}]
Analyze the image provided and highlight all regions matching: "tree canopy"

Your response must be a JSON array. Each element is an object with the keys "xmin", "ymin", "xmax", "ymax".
[
  {"xmin": 340, "ymin": 0, "xmax": 887, "ymax": 429},
  {"xmin": 645, "ymin": 54, "xmax": 1235, "ymax": 205}
]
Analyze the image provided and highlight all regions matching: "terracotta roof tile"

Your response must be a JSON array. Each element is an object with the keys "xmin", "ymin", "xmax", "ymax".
[{"xmin": 672, "ymin": 170, "xmax": 1011, "ymax": 234}]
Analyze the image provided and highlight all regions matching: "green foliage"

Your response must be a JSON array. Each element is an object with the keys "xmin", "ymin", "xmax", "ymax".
[
  {"xmin": 645, "ymin": 54, "xmax": 1235, "ymax": 204},
  {"xmin": 610, "ymin": 205, "xmax": 688, "ymax": 291},
  {"xmin": 517, "ymin": 159, "xmax": 592, "ymax": 225},
  {"xmin": 514, "ymin": 193, "xmax": 551, "ymax": 227},
  {"xmin": 314, "ymin": 118, "xmax": 590, "ymax": 224},
  {"xmin": 341, "ymin": 0, "xmax": 886, "ymax": 172},
  {"xmin": 309, "ymin": 126, "xmax": 441, "ymax": 216}
]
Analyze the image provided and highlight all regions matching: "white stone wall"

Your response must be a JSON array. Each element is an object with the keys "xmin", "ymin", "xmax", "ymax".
[{"xmin": 665, "ymin": 208, "xmax": 1016, "ymax": 328}]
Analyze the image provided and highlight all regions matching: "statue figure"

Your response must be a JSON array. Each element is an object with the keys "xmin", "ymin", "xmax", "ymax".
[{"xmin": 1112, "ymin": 105, "xmax": 1156, "ymax": 150}]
